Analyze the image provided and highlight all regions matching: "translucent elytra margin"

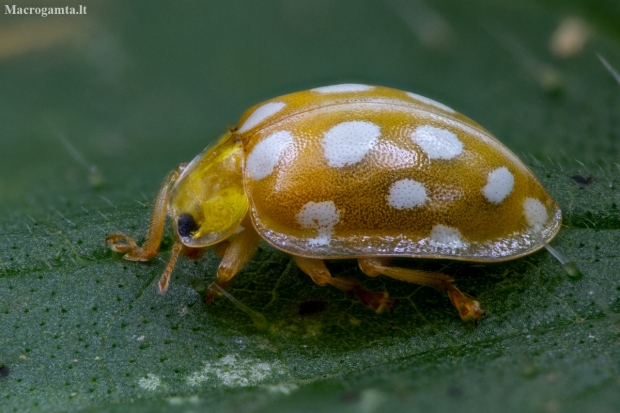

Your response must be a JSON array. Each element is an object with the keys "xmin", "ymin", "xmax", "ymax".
[{"xmin": 251, "ymin": 205, "xmax": 562, "ymax": 263}]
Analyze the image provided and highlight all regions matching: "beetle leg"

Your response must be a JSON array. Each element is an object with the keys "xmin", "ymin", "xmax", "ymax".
[
  {"xmin": 158, "ymin": 240, "xmax": 182, "ymax": 293},
  {"xmin": 213, "ymin": 240, "xmax": 231, "ymax": 258},
  {"xmin": 181, "ymin": 245, "xmax": 206, "ymax": 260},
  {"xmin": 294, "ymin": 256, "xmax": 393, "ymax": 313},
  {"xmin": 204, "ymin": 225, "xmax": 261, "ymax": 302},
  {"xmin": 358, "ymin": 258, "xmax": 485, "ymax": 322},
  {"xmin": 106, "ymin": 164, "xmax": 186, "ymax": 261}
]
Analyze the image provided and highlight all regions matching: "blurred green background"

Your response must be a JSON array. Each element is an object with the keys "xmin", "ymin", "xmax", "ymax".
[
  {"xmin": 2, "ymin": 0, "xmax": 620, "ymax": 412},
  {"xmin": 2, "ymin": 0, "xmax": 619, "ymax": 202}
]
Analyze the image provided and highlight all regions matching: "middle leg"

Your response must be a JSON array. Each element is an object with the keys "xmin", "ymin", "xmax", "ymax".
[
  {"xmin": 204, "ymin": 224, "xmax": 261, "ymax": 302},
  {"xmin": 294, "ymin": 256, "xmax": 392, "ymax": 312}
]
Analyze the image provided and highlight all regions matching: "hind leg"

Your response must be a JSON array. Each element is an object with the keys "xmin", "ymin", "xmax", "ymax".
[
  {"xmin": 358, "ymin": 258, "xmax": 484, "ymax": 322},
  {"xmin": 294, "ymin": 256, "xmax": 392, "ymax": 312}
]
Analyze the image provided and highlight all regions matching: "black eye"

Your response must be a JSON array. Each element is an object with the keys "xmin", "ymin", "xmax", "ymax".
[{"xmin": 177, "ymin": 214, "xmax": 198, "ymax": 237}]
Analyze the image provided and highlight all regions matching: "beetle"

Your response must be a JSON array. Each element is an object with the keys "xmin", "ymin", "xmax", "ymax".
[{"xmin": 106, "ymin": 84, "xmax": 564, "ymax": 322}]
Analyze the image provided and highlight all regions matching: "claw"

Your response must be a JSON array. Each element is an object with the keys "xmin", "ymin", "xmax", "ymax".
[
  {"xmin": 105, "ymin": 232, "xmax": 156, "ymax": 262},
  {"xmin": 105, "ymin": 233, "xmax": 139, "ymax": 254},
  {"xmin": 447, "ymin": 287, "xmax": 485, "ymax": 322},
  {"xmin": 204, "ymin": 281, "xmax": 229, "ymax": 303},
  {"xmin": 353, "ymin": 287, "xmax": 394, "ymax": 313}
]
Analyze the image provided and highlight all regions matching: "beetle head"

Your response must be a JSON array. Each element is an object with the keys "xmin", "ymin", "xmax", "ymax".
[{"xmin": 169, "ymin": 133, "xmax": 249, "ymax": 248}]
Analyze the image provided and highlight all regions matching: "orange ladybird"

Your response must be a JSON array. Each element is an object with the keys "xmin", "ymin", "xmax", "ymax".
[{"xmin": 106, "ymin": 84, "xmax": 566, "ymax": 322}]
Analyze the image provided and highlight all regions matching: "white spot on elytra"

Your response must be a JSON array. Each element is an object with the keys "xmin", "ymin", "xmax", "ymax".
[
  {"xmin": 372, "ymin": 140, "xmax": 419, "ymax": 169},
  {"xmin": 246, "ymin": 130, "xmax": 294, "ymax": 180},
  {"xmin": 406, "ymin": 92, "xmax": 455, "ymax": 113},
  {"xmin": 312, "ymin": 84, "xmax": 374, "ymax": 93},
  {"xmin": 238, "ymin": 101, "xmax": 286, "ymax": 133},
  {"xmin": 482, "ymin": 167, "xmax": 515, "ymax": 203},
  {"xmin": 138, "ymin": 374, "xmax": 161, "ymax": 391},
  {"xmin": 523, "ymin": 198, "xmax": 548, "ymax": 229},
  {"xmin": 388, "ymin": 179, "xmax": 427, "ymax": 210},
  {"xmin": 411, "ymin": 125, "xmax": 463, "ymax": 160},
  {"xmin": 429, "ymin": 224, "xmax": 464, "ymax": 249},
  {"xmin": 186, "ymin": 354, "xmax": 286, "ymax": 388},
  {"xmin": 297, "ymin": 201, "xmax": 341, "ymax": 246},
  {"xmin": 322, "ymin": 121, "xmax": 380, "ymax": 168}
]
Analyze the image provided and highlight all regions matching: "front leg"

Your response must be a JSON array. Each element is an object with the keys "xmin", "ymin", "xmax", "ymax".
[{"xmin": 106, "ymin": 164, "xmax": 186, "ymax": 261}]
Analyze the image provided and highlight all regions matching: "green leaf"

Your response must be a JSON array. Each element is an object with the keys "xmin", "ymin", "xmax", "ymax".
[{"xmin": 2, "ymin": 1, "xmax": 620, "ymax": 412}]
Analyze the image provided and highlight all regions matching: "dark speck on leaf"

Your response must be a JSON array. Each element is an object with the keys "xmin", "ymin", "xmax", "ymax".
[
  {"xmin": 340, "ymin": 392, "xmax": 360, "ymax": 403},
  {"xmin": 0, "ymin": 364, "xmax": 9, "ymax": 378},
  {"xmin": 570, "ymin": 175, "xmax": 594, "ymax": 185},
  {"xmin": 298, "ymin": 300, "xmax": 327, "ymax": 316},
  {"xmin": 447, "ymin": 385, "xmax": 462, "ymax": 398}
]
